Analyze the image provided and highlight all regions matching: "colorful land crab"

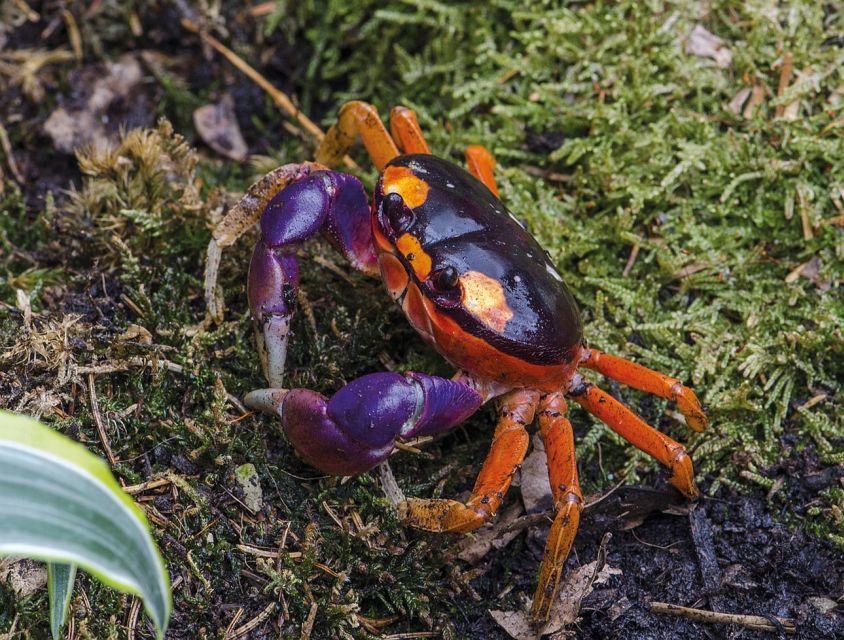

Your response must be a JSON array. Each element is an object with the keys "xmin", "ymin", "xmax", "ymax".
[{"xmin": 203, "ymin": 102, "xmax": 708, "ymax": 620}]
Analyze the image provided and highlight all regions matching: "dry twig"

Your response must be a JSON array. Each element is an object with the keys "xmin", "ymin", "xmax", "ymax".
[
  {"xmin": 300, "ymin": 602, "xmax": 318, "ymax": 640},
  {"xmin": 228, "ymin": 602, "xmax": 276, "ymax": 639},
  {"xmin": 775, "ymin": 51, "xmax": 794, "ymax": 118},
  {"xmin": 87, "ymin": 373, "xmax": 116, "ymax": 466},
  {"xmin": 0, "ymin": 122, "xmax": 24, "ymax": 183},
  {"xmin": 649, "ymin": 601, "xmax": 796, "ymax": 635},
  {"xmin": 180, "ymin": 17, "xmax": 356, "ymax": 169}
]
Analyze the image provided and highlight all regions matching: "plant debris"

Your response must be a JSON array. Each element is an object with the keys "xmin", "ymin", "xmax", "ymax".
[
  {"xmin": 193, "ymin": 94, "xmax": 248, "ymax": 161},
  {"xmin": 43, "ymin": 54, "xmax": 150, "ymax": 153}
]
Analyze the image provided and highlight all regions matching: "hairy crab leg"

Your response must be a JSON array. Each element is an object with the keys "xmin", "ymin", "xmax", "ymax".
[
  {"xmin": 464, "ymin": 144, "xmax": 500, "ymax": 197},
  {"xmin": 244, "ymin": 372, "xmax": 484, "ymax": 475},
  {"xmin": 204, "ymin": 162, "xmax": 326, "ymax": 322},
  {"xmin": 399, "ymin": 388, "xmax": 539, "ymax": 533},
  {"xmin": 389, "ymin": 106, "xmax": 431, "ymax": 154},
  {"xmin": 570, "ymin": 382, "xmax": 699, "ymax": 499},
  {"xmin": 581, "ymin": 348, "xmax": 708, "ymax": 432},
  {"xmin": 530, "ymin": 392, "xmax": 583, "ymax": 621},
  {"xmin": 316, "ymin": 101, "xmax": 399, "ymax": 170}
]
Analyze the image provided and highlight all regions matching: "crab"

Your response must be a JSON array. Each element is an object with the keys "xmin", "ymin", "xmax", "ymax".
[{"xmin": 203, "ymin": 101, "xmax": 708, "ymax": 620}]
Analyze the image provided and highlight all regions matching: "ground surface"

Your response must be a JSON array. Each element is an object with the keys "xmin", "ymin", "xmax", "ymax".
[{"xmin": 0, "ymin": 1, "xmax": 843, "ymax": 639}]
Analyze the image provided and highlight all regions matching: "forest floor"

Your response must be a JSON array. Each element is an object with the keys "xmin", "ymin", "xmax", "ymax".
[{"xmin": 1, "ymin": 2, "xmax": 842, "ymax": 639}]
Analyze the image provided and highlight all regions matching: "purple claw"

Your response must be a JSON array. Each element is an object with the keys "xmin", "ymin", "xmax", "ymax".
[
  {"xmin": 247, "ymin": 170, "xmax": 377, "ymax": 386},
  {"xmin": 248, "ymin": 244, "xmax": 299, "ymax": 318},
  {"xmin": 245, "ymin": 372, "xmax": 482, "ymax": 476},
  {"xmin": 321, "ymin": 172, "xmax": 379, "ymax": 276}
]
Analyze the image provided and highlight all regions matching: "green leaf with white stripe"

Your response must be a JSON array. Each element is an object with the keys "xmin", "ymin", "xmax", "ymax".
[
  {"xmin": 48, "ymin": 562, "xmax": 76, "ymax": 639},
  {"xmin": 0, "ymin": 411, "xmax": 171, "ymax": 639}
]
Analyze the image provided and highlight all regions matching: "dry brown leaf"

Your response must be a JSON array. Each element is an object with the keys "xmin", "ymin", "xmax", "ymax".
[
  {"xmin": 489, "ymin": 534, "xmax": 621, "ymax": 639},
  {"xmin": 684, "ymin": 25, "xmax": 732, "ymax": 68},
  {"xmin": 193, "ymin": 94, "xmax": 248, "ymax": 161},
  {"xmin": 785, "ymin": 256, "xmax": 830, "ymax": 290},
  {"xmin": 43, "ymin": 54, "xmax": 148, "ymax": 153},
  {"xmin": 727, "ymin": 88, "xmax": 751, "ymax": 115},
  {"xmin": 489, "ymin": 609, "xmax": 538, "ymax": 640},
  {"xmin": 0, "ymin": 558, "xmax": 47, "ymax": 597},
  {"xmin": 118, "ymin": 324, "xmax": 153, "ymax": 345},
  {"xmin": 454, "ymin": 502, "xmax": 524, "ymax": 564},
  {"xmin": 541, "ymin": 559, "xmax": 621, "ymax": 638},
  {"xmin": 520, "ymin": 433, "xmax": 552, "ymax": 514}
]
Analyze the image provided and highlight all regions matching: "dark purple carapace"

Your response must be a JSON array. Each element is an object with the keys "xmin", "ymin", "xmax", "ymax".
[{"xmin": 375, "ymin": 155, "xmax": 583, "ymax": 367}]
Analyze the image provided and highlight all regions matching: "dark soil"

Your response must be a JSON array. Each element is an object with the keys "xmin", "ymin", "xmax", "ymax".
[{"xmin": 451, "ymin": 439, "xmax": 844, "ymax": 639}]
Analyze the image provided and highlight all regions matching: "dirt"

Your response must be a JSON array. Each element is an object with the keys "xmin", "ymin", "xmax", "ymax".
[
  {"xmin": 458, "ymin": 454, "xmax": 844, "ymax": 640},
  {"xmin": 457, "ymin": 487, "xmax": 844, "ymax": 640}
]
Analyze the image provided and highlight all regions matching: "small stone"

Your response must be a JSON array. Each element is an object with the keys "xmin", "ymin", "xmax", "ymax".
[{"xmin": 0, "ymin": 558, "xmax": 47, "ymax": 596}]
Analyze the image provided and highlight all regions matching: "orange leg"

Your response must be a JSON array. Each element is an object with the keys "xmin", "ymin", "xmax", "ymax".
[
  {"xmin": 531, "ymin": 393, "xmax": 583, "ymax": 621},
  {"xmin": 315, "ymin": 101, "xmax": 399, "ymax": 170},
  {"xmin": 465, "ymin": 144, "xmax": 500, "ymax": 197},
  {"xmin": 389, "ymin": 106, "xmax": 431, "ymax": 154},
  {"xmin": 582, "ymin": 349, "xmax": 708, "ymax": 432},
  {"xmin": 399, "ymin": 389, "xmax": 539, "ymax": 532},
  {"xmin": 571, "ymin": 384, "xmax": 699, "ymax": 499}
]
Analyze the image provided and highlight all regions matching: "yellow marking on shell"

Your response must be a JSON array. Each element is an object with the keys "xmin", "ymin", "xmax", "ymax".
[
  {"xmin": 460, "ymin": 270, "xmax": 513, "ymax": 333},
  {"xmin": 382, "ymin": 165, "xmax": 429, "ymax": 209},
  {"xmin": 395, "ymin": 233, "xmax": 432, "ymax": 280}
]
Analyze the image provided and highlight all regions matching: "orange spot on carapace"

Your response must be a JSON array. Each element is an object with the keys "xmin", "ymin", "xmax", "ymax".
[
  {"xmin": 382, "ymin": 165, "xmax": 429, "ymax": 209},
  {"xmin": 402, "ymin": 283, "xmax": 434, "ymax": 339},
  {"xmin": 378, "ymin": 253, "xmax": 409, "ymax": 300},
  {"xmin": 416, "ymin": 290, "xmax": 579, "ymax": 391},
  {"xmin": 460, "ymin": 270, "xmax": 513, "ymax": 333},
  {"xmin": 395, "ymin": 233, "xmax": 432, "ymax": 280}
]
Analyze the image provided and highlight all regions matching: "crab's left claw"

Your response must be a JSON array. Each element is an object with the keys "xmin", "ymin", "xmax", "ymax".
[
  {"xmin": 203, "ymin": 162, "xmax": 326, "ymax": 325},
  {"xmin": 245, "ymin": 372, "xmax": 482, "ymax": 476},
  {"xmin": 244, "ymin": 170, "xmax": 378, "ymax": 386}
]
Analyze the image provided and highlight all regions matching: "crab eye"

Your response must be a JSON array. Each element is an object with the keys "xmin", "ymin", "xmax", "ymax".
[
  {"xmin": 432, "ymin": 266, "xmax": 459, "ymax": 291},
  {"xmin": 384, "ymin": 192, "xmax": 413, "ymax": 235}
]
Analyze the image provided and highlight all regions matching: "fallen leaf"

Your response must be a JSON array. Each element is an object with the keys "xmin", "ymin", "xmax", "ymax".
[
  {"xmin": 742, "ymin": 84, "xmax": 766, "ymax": 119},
  {"xmin": 784, "ymin": 256, "xmax": 831, "ymax": 290},
  {"xmin": 118, "ymin": 324, "xmax": 153, "ymax": 345},
  {"xmin": 541, "ymin": 533, "xmax": 620, "ymax": 638},
  {"xmin": 684, "ymin": 25, "xmax": 732, "ymax": 68},
  {"xmin": 455, "ymin": 501, "xmax": 524, "ymax": 564},
  {"xmin": 378, "ymin": 460, "xmax": 406, "ymax": 507},
  {"xmin": 520, "ymin": 433, "xmax": 552, "ymax": 514},
  {"xmin": 193, "ymin": 94, "xmax": 248, "ymax": 161},
  {"xmin": 43, "ymin": 54, "xmax": 150, "ymax": 153},
  {"xmin": 489, "ymin": 534, "xmax": 621, "ymax": 640},
  {"xmin": 727, "ymin": 88, "xmax": 751, "ymax": 115},
  {"xmin": 234, "ymin": 462, "xmax": 263, "ymax": 513},
  {"xmin": 806, "ymin": 596, "xmax": 838, "ymax": 614},
  {"xmin": 608, "ymin": 596, "xmax": 633, "ymax": 621},
  {"xmin": 489, "ymin": 609, "xmax": 537, "ymax": 640}
]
